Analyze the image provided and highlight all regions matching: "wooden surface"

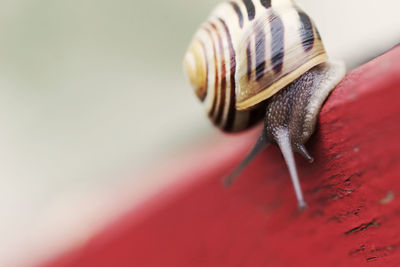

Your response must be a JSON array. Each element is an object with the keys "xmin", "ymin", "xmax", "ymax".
[{"xmin": 42, "ymin": 46, "xmax": 400, "ymax": 267}]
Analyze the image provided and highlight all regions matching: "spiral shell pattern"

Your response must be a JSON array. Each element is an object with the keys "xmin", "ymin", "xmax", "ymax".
[{"xmin": 184, "ymin": 0, "xmax": 327, "ymax": 132}]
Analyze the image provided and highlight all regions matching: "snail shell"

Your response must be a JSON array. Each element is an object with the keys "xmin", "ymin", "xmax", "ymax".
[{"xmin": 184, "ymin": 0, "xmax": 327, "ymax": 132}]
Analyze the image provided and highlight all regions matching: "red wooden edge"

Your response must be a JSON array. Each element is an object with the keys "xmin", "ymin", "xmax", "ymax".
[{"xmin": 42, "ymin": 46, "xmax": 400, "ymax": 267}]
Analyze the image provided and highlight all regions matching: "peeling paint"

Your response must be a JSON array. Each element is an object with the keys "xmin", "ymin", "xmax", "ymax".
[
  {"xmin": 380, "ymin": 191, "xmax": 395, "ymax": 204},
  {"xmin": 345, "ymin": 220, "xmax": 380, "ymax": 235}
]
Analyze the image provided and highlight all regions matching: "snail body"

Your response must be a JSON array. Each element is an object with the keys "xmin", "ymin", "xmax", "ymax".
[{"xmin": 184, "ymin": 0, "xmax": 345, "ymax": 208}]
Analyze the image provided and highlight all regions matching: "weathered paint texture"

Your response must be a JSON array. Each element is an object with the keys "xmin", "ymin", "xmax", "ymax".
[{"xmin": 43, "ymin": 46, "xmax": 400, "ymax": 267}]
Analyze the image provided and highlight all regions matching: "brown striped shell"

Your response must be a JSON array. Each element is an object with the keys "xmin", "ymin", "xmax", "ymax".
[{"xmin": 184, "ymin": 0, "xmax": 327, "ymax": 132}]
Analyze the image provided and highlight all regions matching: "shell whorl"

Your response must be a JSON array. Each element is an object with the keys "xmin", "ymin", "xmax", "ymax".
[{"xmin": 184, "ymin": 0, "xmax": 327, "ymax": 132}]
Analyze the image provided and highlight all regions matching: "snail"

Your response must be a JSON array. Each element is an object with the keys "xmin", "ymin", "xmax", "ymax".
[{"xmin": 183, "ymin": 0, "xmax": 345, "ymax": 209}]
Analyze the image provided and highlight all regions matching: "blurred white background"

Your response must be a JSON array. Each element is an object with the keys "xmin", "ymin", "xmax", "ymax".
[{"xmin": 0, "ymin": 0, "xmax": 399, "ymax": 266}]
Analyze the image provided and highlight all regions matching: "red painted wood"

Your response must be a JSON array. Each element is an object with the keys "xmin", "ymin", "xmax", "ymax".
[{"xmin": 42, "ymin": 46, "xmax": 400, "ymax": 267}]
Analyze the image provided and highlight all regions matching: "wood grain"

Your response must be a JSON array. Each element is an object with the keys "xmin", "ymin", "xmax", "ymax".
[{"xmin": 42, "ymin": 46, "xmax": 400, "ymax": 267}]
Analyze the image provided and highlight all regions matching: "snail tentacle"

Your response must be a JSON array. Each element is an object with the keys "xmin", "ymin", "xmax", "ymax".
[
  {"xmin": 224, "ymin": 132, "xmax": 270, "ymax": 186},
  {"xmin": 296, "ymin": 143, "xmax": 314, "ymax": 163},
  {"xmin": 274, "ymin": 128, "xmax": 307, "ymax": 210}
]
